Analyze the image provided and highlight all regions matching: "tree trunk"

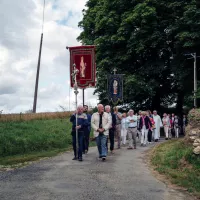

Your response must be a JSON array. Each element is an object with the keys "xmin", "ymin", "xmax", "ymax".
[{"xmin": 151, "ymin": 89, "xmax": 161, "ymax": 112}]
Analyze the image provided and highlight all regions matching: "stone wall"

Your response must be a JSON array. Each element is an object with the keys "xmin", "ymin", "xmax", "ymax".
[{"xmin": 187, "ymin": 109, "xmax": 200, "ymax": 155}]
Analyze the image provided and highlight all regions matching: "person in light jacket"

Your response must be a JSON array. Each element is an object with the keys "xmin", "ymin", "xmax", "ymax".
[
  {"xmin": 174, "ymin": 115, "xmax": 181, "ymax": 138},
  {"xmin": 153, "ymin": 110, "xmax": 163, "ymax": 142},
  {"xmin": 105, "ymin": 105, "xmax": 116, "ymax": 154},
  {"xmin": 121, "ymin": 113, "xmax": 129, "ymax": 145},
  {"xmin": 91, "ymin": 104, "xmax": 112, "ymax": 161},
  {"xmin": 162, "ymin": 113, "xmax": 171, "ymax": 140}
]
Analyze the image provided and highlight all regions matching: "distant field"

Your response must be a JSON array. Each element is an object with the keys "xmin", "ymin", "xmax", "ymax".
[{"xmin": 0, "ymin": 111, "xmax": 72, "ymax": 122}]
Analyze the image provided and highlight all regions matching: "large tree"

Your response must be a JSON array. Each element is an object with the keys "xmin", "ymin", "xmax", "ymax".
[{"xmin": 78, "ymin": 0, "xmax": 200, "ymax": 111}]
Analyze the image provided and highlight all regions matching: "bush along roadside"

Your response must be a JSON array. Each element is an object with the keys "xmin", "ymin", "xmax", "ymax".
[{"xmin": 150, "ymin": 139, "xmax": 200, "ymax": 197}]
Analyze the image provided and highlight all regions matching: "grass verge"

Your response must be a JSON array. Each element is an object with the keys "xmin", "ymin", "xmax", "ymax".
[
  {"xmin": 0, "ymin": 148, "xmax": 69, "ymax": 169},
  {"xmin": 150, "ymin": 139, "xmax": 200, "ymax": 197},
  {"xmin": 0, "ymin": 118, "xmax": 95, "ymax": 168}
]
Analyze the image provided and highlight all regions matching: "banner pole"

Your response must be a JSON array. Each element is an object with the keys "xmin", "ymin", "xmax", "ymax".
[
  {"xmin": 72, "ymin": 63, "xmax": 79, "ymax": 158},
  {"xmin": 83, "ymin": 88, "xmax": 85, "ymax": 106}
]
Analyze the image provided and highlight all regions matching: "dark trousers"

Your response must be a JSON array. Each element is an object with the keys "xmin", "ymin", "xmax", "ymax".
[
  {"xmin": 83, "ymin": 131, "xmax": 90, "ymax": 152},
  {"xmin": 72, "ymin": 132, "xmax": 83, "ymax": 158},
  {"xmin": 106, "ymin": 129, "xmax": 115, "ymax": 151},
  {"xmin": 148, "ymin": 130, "xmax": 152, "ymax": 142},
  {"xmin": 109, "ymin": 129, "xmax": 115, "ymax": 151},
  {"xmin": 171, "ymin": 128, "xmax": 175, "ymax": 137}
]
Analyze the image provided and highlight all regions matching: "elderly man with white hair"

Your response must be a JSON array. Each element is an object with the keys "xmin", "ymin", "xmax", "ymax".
[
  {"xmin": 126, "ymin": 109, "xmax": 138, "ymax": 149},
  {"xmin": 153, "ymin": 110, "xmax": 163, "ymax": 142},
  {"xmin": 91, "ymin": 104, "xmax": 112, "ymax": 161},
  {"xmin": 70, "ymin": 105, "xmax": 88, "ymax": 161},
  {"xmin": 105, "ymin": 105, "xmax": 116, "ymax": 153}
]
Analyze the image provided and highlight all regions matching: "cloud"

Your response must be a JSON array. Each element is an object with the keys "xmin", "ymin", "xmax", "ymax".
[{"xmin": 0, "ymin": 0, "xmax": 99, "ymax": 114}]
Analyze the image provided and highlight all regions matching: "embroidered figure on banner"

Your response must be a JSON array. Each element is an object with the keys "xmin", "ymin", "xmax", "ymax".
[
  {"xmin": 108, "ymin": 74, "xmax": 123, "ymax": 105},
  {"xmin": 113, "ymin": 80, "xmax": 118, "ymax": 94},
  {"xmin": 80, "ymin": 56, "xmax": 87, "ymax": 78}
]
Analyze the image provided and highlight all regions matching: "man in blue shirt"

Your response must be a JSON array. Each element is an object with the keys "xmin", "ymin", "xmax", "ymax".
[
  {"xmin": 70, "ymin": 105, "xmax": 88, "ymax": 161},
  {"xmin": 83, "ymin": 105, "xmax": 91, "ymax": 154}
]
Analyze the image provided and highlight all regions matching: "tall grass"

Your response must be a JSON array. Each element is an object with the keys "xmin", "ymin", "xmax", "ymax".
[
  {"xmin": 0, "ymin": 118, "xmax": 72, "ymax": 157},
  {"xmin": 151, "ymin": 140, "xmax": 200, "ymax": 197}
]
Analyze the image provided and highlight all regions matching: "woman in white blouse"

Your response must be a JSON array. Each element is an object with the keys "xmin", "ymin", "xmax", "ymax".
[
  {"xmin": 121, "ymin": 113, "xmax": 128, "ymax": 145},
  {"xmin": 162, "ymin": 113, "xmax": 170, "ymax": 140}
]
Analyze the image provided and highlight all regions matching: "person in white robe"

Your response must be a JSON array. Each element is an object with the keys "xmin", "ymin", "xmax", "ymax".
[{"xmin": 153, "ymin": 110, "xmax": 163, "ymax": 142}]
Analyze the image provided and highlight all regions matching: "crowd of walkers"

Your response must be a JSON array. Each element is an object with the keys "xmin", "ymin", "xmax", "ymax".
[{"xmin": 70, "ymin": 104, "xmax": 188, "ymax": 162}]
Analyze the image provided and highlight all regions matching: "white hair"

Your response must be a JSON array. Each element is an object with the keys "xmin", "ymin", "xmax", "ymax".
[
  {"xmin": 105, "ymin": 105, "xmax": 111, "ymax": 109},
  {"xmin": 128, "ymin": 109, "xmax": 134, "ymax": 113},
  {"xmin": 97, "ymin": 104, "xmax": 104, "ymax": 108},
  {"xmin": 77, "ymin": 105, "xmax": 83, "ymax": 109}
]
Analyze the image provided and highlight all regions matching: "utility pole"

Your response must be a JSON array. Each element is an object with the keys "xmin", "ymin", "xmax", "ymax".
[
  {"xmin": 33, "ymin": 33, "xmax": 43, "ymax": 113},
  {"xmin": 185, "ymin": 53, "xmax": 199, "ymax": 108},
  {"xmin": 194, "ymin": 53, "xmax": 197, "ymax": 107},
  {"xmin": 33, "ymin": 0, "xmax": 45, "ymax": 113}
]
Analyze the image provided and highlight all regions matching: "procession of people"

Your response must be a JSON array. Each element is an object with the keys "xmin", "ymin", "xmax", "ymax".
[{"xmin": 70, "ymin": 104, "xmax": 188, "ymax": 162}]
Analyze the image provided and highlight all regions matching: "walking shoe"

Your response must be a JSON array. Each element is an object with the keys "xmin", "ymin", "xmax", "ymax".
[
  {"xmin": 72, "ymin": 157, "xmax": 77, "ymax": 160},
  {"xmin": 134, "ymin": 146, "xmax": 136, "ymax": 149},
  {"xmin": 111, "ymin": 150, "xmax": 114, "ymax": 154},
  {"xmin": 127, "ymin": 147, "xmax": 133, "ymax": 150},
  {"xmin": 141, "ymin": 143, "xmax": 143, "ymax": 147},
  {"xmin": 85, "ymin": 150, "xmax": 88, "ymax": 154},
  {"xmin": 102, "ymin": 157, "xmax": 106, "ymax": 161},
  {"xmin": 78, "ymin": 157, "xmax": 83, "ymax": 161}
]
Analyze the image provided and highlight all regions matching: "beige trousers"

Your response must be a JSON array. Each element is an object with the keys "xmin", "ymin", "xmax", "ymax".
[{"xmin": 127, "ymin": 127, "xmax": 137, "ymax": 148}]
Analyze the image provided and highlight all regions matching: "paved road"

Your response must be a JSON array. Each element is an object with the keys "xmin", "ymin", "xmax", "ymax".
[{"xmin": 0, "ymin": 142, "xmax": 194, "ymax": 200}]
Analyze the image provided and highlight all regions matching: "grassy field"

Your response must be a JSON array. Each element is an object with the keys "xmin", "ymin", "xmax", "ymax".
[
  {"xmin": 0, "ymin": 118, "xmax": 95, "ymax": 167},
  {"xmin": 0, "ymin": 111, "xmax": 72, "ymax": 122},
  {"xmin": 151, "ymin": 139, "xmax": 200, "ymax": 197}
]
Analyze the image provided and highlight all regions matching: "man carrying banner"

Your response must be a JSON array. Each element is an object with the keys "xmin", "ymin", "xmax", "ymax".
[
  {"xmin": 70, "ymin": 105, "xmax": 88, "ymax": 161},
  {"xmin": 91, "ymin": 104, "xmax": 112, "ymax": 161}
]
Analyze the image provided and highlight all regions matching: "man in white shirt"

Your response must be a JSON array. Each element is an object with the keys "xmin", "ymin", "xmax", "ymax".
[
  {"xmin": 91, "ymin": 104, "xmax": 112, "ymax": 161},
  {"xmin": 153, "ymin": 110, "xmax": 163, "ymax": 142},
  {"xmin": 127, "ymin": 109, "xmax": 138, "ymax": 149}
]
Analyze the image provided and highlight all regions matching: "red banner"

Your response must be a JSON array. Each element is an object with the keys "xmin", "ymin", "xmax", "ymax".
[{"xmin": 69, "ymin": 46, "xmax": 96, "ymax": 89}]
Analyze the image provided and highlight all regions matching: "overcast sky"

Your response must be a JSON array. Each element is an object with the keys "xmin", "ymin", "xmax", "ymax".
[{"xmin": 0, "ymin": 0, "xmax": 98, "ymax": 114}]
